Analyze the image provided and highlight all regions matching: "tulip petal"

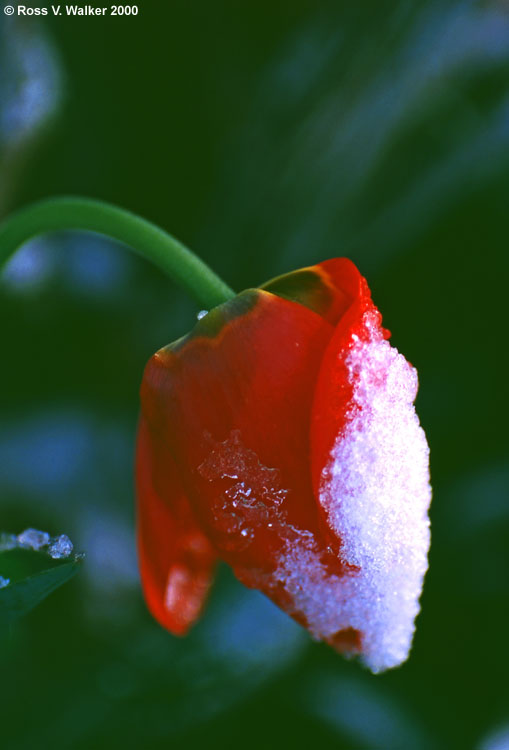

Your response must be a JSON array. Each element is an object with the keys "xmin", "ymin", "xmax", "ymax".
[
  {"xmin": 136, "ymin": 416, "xmax": 217, "ymax": 635},
  {"xmin": 139, "ymin": 290, "xmax": 350, "ymax": 617},
  {"xmin": 261, "ymin": 257, "xmax": 362, "ymax": 326}
]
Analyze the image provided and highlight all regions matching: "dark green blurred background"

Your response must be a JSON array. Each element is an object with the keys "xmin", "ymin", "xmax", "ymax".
[{"xmin": 1, "ymin": 1, "xmax": 508, "ymax": 748}]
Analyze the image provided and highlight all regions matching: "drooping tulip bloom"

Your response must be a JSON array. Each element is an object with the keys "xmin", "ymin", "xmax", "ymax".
[{"xmin": 136, "ymin": 258, "xmax": 431, "ymax": 673}]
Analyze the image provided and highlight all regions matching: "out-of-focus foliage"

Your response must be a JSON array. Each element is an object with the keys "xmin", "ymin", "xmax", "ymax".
[
  {"xmin": 1, "ymin": 1, "xmax": 508, "ymax": 748},
  {"xmin": 0, "ymin": 15, "xmax": 61, "ymax": 212}
]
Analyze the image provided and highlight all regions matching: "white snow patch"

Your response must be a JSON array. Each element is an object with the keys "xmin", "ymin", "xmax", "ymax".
[{"xmin": 276, "ymin": 310, "xmax": 431, "ymax": 673}]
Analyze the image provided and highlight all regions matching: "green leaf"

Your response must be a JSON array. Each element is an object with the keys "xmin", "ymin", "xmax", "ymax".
[{"xmin": 0, "ymin": 544, "xmax": 82, "ymax": 626}]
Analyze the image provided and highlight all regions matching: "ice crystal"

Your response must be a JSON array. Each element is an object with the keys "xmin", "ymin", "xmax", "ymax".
[
  {"xmin": 47, "ymin": 534, "xmax": 74, "ymax": 559},
  {"xmin": 17, "ymin": 528, "xmax": 50, "ymax": 550},
  {"xmin": 3, "ymin": 528, "xmax": 76, "ymax": 560}
]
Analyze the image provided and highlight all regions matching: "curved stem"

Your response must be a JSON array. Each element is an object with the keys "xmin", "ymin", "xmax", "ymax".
[{"xmin": 0, "ymin": 197, "xmax": 235, "ymax": 309}]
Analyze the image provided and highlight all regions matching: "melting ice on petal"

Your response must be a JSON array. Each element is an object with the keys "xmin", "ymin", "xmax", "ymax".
[
  {"xmin": 277, "ymin": 310, "xmax": 432, "ymax": 673},
  {"xmin": 198, "ymin": 430, "xmax": 289, "ymax": 552}
]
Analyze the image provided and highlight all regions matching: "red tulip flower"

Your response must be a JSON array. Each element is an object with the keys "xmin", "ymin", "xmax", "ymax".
[{"xmin": 136, "ymin": 258, "xmax": 431, "ymax": 673}]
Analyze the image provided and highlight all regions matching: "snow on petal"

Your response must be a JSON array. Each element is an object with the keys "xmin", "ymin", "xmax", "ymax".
[{"xmin": 277, "ymin": 310, "xmax": 431, "ymax": 673}]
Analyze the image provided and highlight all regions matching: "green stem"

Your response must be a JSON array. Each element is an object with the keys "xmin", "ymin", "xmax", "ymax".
[{"xmin": 0, "ymin": 197, "xmax": 235, "ymax": 309}]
